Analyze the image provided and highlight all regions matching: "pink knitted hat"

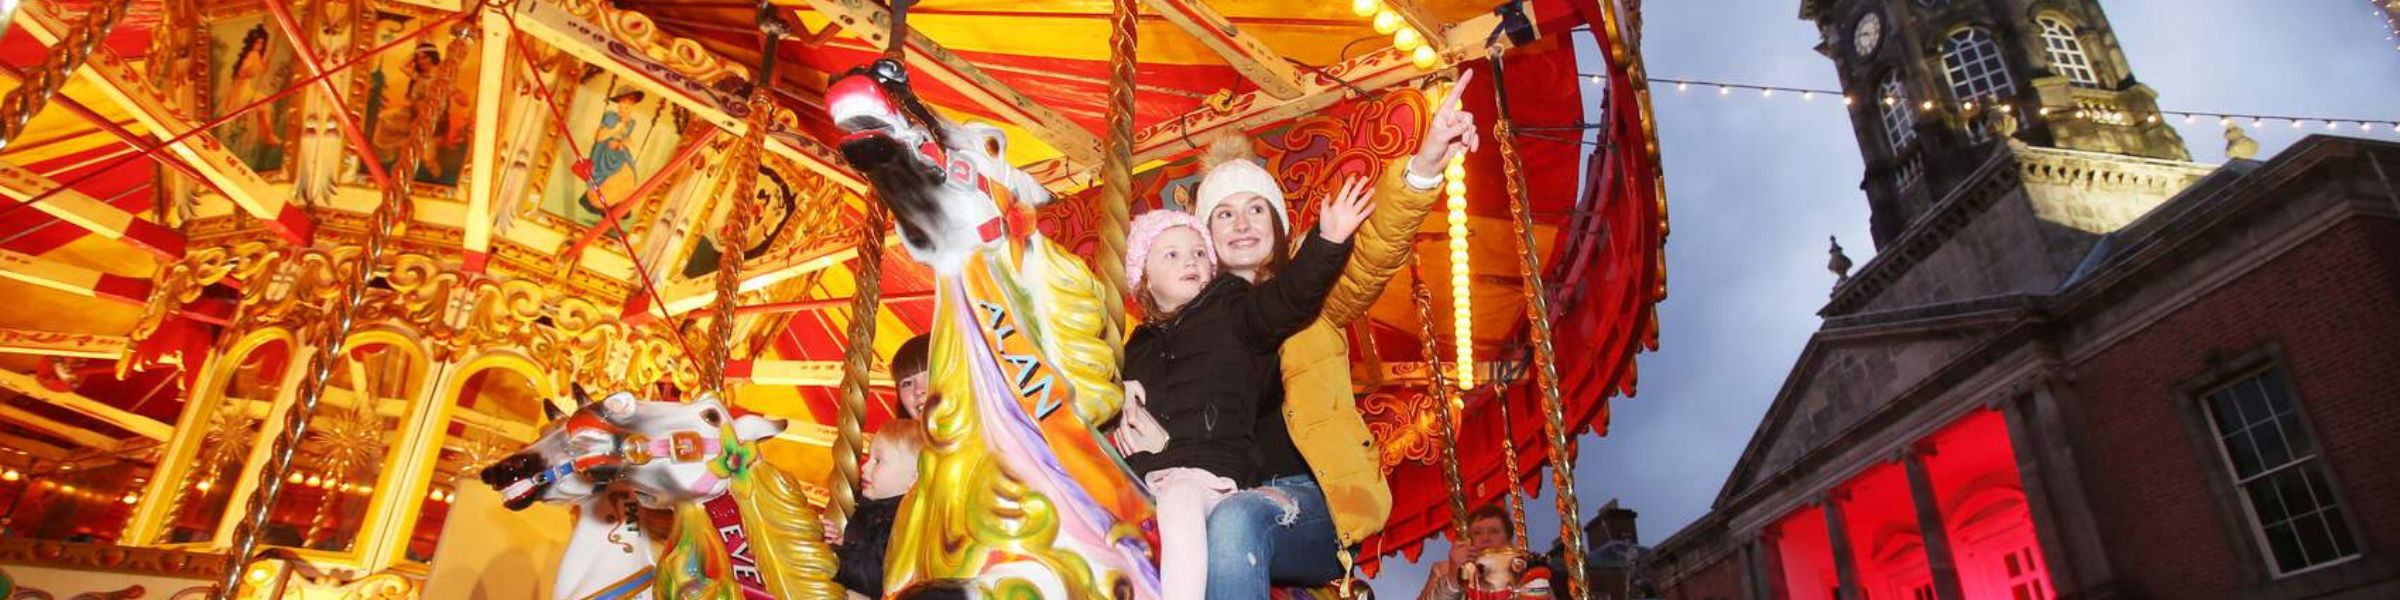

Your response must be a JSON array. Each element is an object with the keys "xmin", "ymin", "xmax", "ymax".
[{"xmin": 1123, "ymin": 209, "xmax": 1215, "ymax": 294}]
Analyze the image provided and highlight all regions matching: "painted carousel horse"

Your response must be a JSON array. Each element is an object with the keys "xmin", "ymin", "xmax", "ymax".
[
  {"xmin": 482, "ymin": 387, "xmax": 841, "ymax": 600},
  {"xmin": 829, "ymin": 56, "xmax": 1162, "ymax": 600}
]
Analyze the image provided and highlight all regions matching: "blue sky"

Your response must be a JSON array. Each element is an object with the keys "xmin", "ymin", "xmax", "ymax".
[{"xmin": 1363, "ymin": 0, "xmax": 2400, "ymax": 595}]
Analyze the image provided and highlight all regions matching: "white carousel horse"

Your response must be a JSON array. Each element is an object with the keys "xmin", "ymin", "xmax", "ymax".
[
  {"xmin": 828, "ymin": 56, "xmax": 1161, "ymax": 600},
  {"xmin": 553, "ymin": 488, "xmax": 660, "ymax": 600},
  {"xmin": 481, "ymin": 387, "xmax": 840, "ymax": 600}
]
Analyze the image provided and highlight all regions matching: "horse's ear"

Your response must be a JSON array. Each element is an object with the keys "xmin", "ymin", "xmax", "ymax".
[
  {"xmin": 543, "ymin": 398, "xmax": 567, "ymax": 422},
  {"xmin": 571, "ymin": 383, "xmax": 595, "ymax": 407}
]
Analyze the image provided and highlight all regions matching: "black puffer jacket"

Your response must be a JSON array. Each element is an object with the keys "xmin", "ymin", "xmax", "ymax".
[
  {"xmin": 833, "ymin": 494, "xmax": 903, "ymax": 597},
  {"xmin": 1123, "ymin": 232, "xmax": 1352, "ymax": 486}
]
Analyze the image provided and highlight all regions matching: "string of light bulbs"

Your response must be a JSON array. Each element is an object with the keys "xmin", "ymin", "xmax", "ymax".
[{"xmin": 1590, "ymin": 74, "xmax": 2400, "ymax": 135}]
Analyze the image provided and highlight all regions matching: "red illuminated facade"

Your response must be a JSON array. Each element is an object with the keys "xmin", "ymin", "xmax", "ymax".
[{"xmin": 1647, "ymin": 1, "xmax": 2400, "ymax": 599}]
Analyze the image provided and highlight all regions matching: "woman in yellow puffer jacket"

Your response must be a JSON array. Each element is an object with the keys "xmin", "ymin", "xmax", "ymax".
[{"xmin": 1189, "ymin": 75, "xmax": 1482, "ymax": 599}]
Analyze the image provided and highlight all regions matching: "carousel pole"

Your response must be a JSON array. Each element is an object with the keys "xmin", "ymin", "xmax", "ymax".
[
  {"xmin": 0, "ymin": 0, "xmax": 132, "ymax": 152},
  {"xmin": 207, "ymin": 23, "xmax": 467, "ymax": 600},
  {"xmin": 1406, "ymin": 259, "xmax": 1471, "ymax": 539},
  {"xmin": 1094, "ymin": 0, "xmax": 1137, "ymax": 338},
  {"xmin": 1487, "ymin": 48, "xmax": 1593, "ymax": 599},
  {"xmin": 1494, "ymin": 378, "xmax": 1529, "ymax": 549}
]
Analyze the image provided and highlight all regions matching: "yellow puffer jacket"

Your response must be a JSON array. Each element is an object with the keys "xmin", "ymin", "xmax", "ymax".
[{"xmin": 1279, "ymin": 159, "xmax": 1436, "ymax": 546}]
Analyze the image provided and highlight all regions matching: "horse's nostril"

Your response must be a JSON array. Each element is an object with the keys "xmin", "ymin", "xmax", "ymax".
[{"xmin": 481, "ymin": 453, "xmax": 540, "ymax": 486}]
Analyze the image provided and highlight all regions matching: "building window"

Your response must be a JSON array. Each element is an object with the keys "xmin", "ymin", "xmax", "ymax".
[
  {"xmin": 1879, "ymin": 72, "xmax": 1916, "ymax": 153},
  {"xmin": 1940, "ymin": 28, "xmax": 2015, "ymax": 103},
  {"xmin": 2001, "ymin": 546, "xmax": 2049, "ymax": 600},
  {"xmin": 2199, "ymin": 367, "xmax": 2360, "ymax": 576},
  {"xmin": 2037, "ymin": 18, "xmax": 2099, "ymax": 87}
]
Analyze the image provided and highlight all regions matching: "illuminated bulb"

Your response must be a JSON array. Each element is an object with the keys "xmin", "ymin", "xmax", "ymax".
[
  {"xmin": 1717, "ymin": 85, "xmax": 1730, "ymax": 96},
  {"xmin": 1842, "ymin": 96, "xmax": 1855, "ymax": 106},
  {"xmin": 247, "ymin": 566, "xmax": 274, "ymax": 584},
  {"xmin": 2326, "ymin": 120, "xmax": 2340, "ymax": 130},
  {"xmin": 1394, "ymin": 28, "xmax": 1423, "ymax": 52},
  {"xmin": 288, "ymin": 472, "xmax": 305, "ymax": 484},
  {"xmin": 1996, "ymin": 105, "xmax": 2013, "ymax": 113},
  {"xmin": 1802, "ymin": 91, "xmax": 1815, "ymax": 101},
  {"xmin": 2219, "ymin": 117, "xmax": 2233, "ymax": 126},
  {"xmin": 121, "ymin": 493, "xmax": 139, "ymax": 505},
  {"xmin": 2250, "ymin": 118, "xmax": 2263, "ymax": 128},
  {"xmin": 1414, "ymin": 46, "xmax": 1439, "ymax": 69},
  {"xmin": 1883, "ymin": 96, "xmax": 1897, "ymax": 106},
  {"xmin": 0, "ymin": 470, "xmax": 17, "ymax": 482},
  {"xmin": 2038, "ymin": 107, "xmax": 2051, "ymax": 116},
  {"xmin": 1676, "ymin": 82, "xmax": 1688, "ymax": 92},
  {"xmin": 1451, "ymin": 248, "xmax": 1469, "ymax": 264},
  {"xmin": 357, "ymin": 485, "xmax": 372, "ymax": 494},
  {"xmin": 1962, "ymin": 101, "xmax": 1976, "ymax": 111},
  {"xmin": 430, "ymin": 489, "xmax": 446, "ymax": 502},
  {"xmin": 1448, "ymin": 223, "xmax": 1468, "ymax": 239},
  {"xmin": 1445, "ymin": 180, "xmax": 1467, "ymax": 196},
  {"xmin": 1920, "ymin": 100, "xmax": 1935, "ymax": 111},
  {"xmin": 1445, "ymin": 164, "xmax": 1465, "ymax": 180},
  {"xmin": 2145, "ymin": 114, "xmax": 2158, "ymax": 124},
  {"xmin": 1760, "ymin": 88, "xmax": 1773, "ymax": 98},
  {"xmin": 1373, "ymin": 10, "xmax": 1401, "ymax": 35},
  {"xmin": 305, "ymin": 475, "xmax": 322, "ymax": 487},
  {"xmin": 2360, "ymin": 122, "xmax": 2373, "ymax": 131},
  {"xmin": 1351, "ymin": 0, "xmax": 1380, "ymax": 17},
  {"xmin": 2291, "ymin": 119, "xmax": 2304, "ymax": 128},
  {"xmin": 1446, "ymin": 211, "xmax": 1467, "ymax": 227},
  {"xmin": 196, "ymin": 480, "xmax": 213, "ymax": 492},
  {"xmin": 2184, "ymin": 115, "xmax": 2197, "ymax": 124}
]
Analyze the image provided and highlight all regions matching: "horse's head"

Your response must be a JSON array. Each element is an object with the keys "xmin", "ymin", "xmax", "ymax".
[
  {"xmin": 479, "ymin": 386, "xmax": 786, "ymax": 510},
  {"xmin": 828, "ymin": 59, "xmax": 1053, "ymax": 272}
]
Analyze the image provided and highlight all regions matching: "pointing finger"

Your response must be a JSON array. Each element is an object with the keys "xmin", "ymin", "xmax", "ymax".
[{"xmin": 1437, "ymin": 70, "xmax": 1476, "ymax": 116}]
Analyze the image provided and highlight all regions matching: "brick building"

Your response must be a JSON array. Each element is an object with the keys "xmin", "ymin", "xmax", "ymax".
[{"xmin": 1646, "ymin": 1, "xmax": 2400, "ymax": 599}]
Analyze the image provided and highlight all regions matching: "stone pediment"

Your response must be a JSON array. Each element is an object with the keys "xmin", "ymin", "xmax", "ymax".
[{"xmin": 1715, "ymin": 298, "xmax": 2038, "ymax": 508}]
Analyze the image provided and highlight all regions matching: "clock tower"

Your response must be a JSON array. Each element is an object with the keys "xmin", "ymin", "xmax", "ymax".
[{"xmin": 1801, "ymin": 0, "xmax": 2190, "ymax": 247}]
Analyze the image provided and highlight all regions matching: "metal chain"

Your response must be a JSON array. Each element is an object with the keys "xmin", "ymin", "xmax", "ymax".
[
  {"xmin": 208, "ymin": 26, "xmax": 465, "ymax": 600},
  {"xmin": 1407, "ymin": 258, "xmax": 1471, "ymax": 540},
  {"xmin": 1095, "ymin": 0, "xmax": 1137, "ymax": 338},
  {"xmin": 0, "ymin": 0, "xmax": 132, "ymax": 152},
  {"xmin": 1492, "ymin": 63, "xmax": 1591, "ymax": 599}
]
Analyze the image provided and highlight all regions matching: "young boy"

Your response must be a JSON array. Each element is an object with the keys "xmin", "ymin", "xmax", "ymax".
[{"xmin": 834, "ymin": 418, "xmax": 927, "ymax": 599}]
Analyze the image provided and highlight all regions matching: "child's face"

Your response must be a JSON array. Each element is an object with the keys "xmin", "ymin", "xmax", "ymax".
[
  {"xmin": 861, "ymin": 439, "xmax": 919, "ymax": 500},
  {"xmin": 1142, "ymin": 226, "xmax": 1212, "ymax": 313},
  {"xmin": 897, "ymin": 372, "xmax": 930, "ymax": 419}
]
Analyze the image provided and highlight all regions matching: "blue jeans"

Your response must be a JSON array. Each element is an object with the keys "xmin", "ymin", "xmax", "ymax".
[{"xmin": 1204, "ymin": 475, "xmax": 1345, "ymax": 599}]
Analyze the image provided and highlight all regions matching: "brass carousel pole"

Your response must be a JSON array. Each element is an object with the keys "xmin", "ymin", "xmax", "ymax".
[
  {"xmin": 0, "ymin": 0, "xmax": 132, "ymax": 152},
  {"xmin": 1488, "ymin": 51, "xmax": 1592, "ymax": 599},
  {"xmin": 1094, "ymin": 0, "xmax": 1137, "ymax": 338},
  {"xmin": 208, "ymin": 25, "xmax": 467, "ymax": 600},
  {"xmin": 824, "ymin": 200, "xmax": 886, "ymax": 531},
  {"xmin": 1406, "ymin": 259, "xmax": 1471, "ymax": 539}
]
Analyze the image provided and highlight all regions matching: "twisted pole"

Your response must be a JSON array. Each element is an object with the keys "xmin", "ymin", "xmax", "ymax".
[
  {"xmin": 0, "ymin": 0, "xmax": 134, "ymax": 152},
  {"xmin": 1094, "ymin": 0, "xmax": 1137, "ymax": 337},
  {"xmin": 208, "ymin": 26, "xmax": 465, "ymax": 600},
  {"xmin": 827, "ymin": 206, "xmax": 886, "ymax": 530},
  {"xmin": 1495, "ymin": 379, "xmax": 1528, "ymax": 549},
  {"xmin": 1490, "ymin": 52, "xmax": 1592, "ymax": 599},
  {"xmin": 699, "ymin": 7, "xmax": 787, "ymax": 398},
  {"xmin": 1407, "ymin": 258, "xmax": 1470, "ymax": 539}
]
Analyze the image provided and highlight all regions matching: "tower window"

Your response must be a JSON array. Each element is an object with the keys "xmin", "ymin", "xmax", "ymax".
[
  {"xmin": 1879, "ymin": 72, "xmax": 1916, "ymax": 153},
  {"xmin": 2198, "ymin": 366, "xmax": 2361, "ymax": 577},
  {"xmin": 2038, "ymin": 18, "xmax": 2100, "ymax": 87},
  {"xmin": 1940, "ymin": 28, "xmax": 2015, "ymax": 104}
]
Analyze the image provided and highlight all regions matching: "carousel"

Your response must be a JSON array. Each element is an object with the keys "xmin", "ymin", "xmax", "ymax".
[{"xmin": 0, "ymin": 0, "xmax": 1664, "ymax": 596}]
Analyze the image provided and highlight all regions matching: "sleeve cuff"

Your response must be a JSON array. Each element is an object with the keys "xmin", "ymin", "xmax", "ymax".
[{"xmin": 1404, "ymin": 165, "xmax": 1444, "ymax": 191}]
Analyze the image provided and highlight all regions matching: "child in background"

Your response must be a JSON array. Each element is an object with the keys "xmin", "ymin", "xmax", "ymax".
[
  {"xmin": 1115, "ymin": 178, "xmax": 1375, "ymax": 600},
  {"xmin": 833, "ymin": 418, "xmax": 927, "ymax": 600}
]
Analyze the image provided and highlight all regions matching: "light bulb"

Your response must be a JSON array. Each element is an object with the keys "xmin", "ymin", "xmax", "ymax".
[
  {"xmin": 196, "ymin": 480, "xmax": 213, "ymax": 492},
  {"xmin": 1676, "ymin": 82, "xmax": 1688, "ymax": 92},
  {"xmin": 1962, "ymin": 101, "xmax": 1976, "ymax": 111},
  {"xmin": 1717, "ymin": 86, "xmax": 1730, "ymax": 96},
  {"xmin": 122, "ymin": 493, "xmax": 139, "ymax": 505},
  {"xmin": 2291, "ymin": 119, "xmax": 2304, "ymax": 128},
  {"xmin": 288, "ymin": 472, "xmax": 304, "ymax": 484},
  {"xmin": 1842, "ymin": 96, "xmax": 1855, "ymax": 106},
  {"xmin": 1445, "ymin": 181, "xmax": 1467, "ymax": 196},
  {"xmin": 1760, "ymin": 88, "xmax": 1773, "ymax": 98},
  {"xmin": 1351, "ymin": 0, "xmax": 1380, "ymax": 17},
  {"xmin": 1448, "ymin": 224, "xmax": 1468, "ymax": 239},
  {"xmin": 1802, "ymin": 91, "xmax": 1815, "ymax": 101},
  {"xmin": 305, "ymin": 475, "xmax": 322, "ymax": 487},
  {"xmin": 1394, "ymin": 28, "xmax": 1423, "ymax": 52},
  {"xmin": 1920, "ymin": 100, "xmax": 1934, "ymax": 111},
  {"xmin": 1373, "ymin": 11, "xmax": 1401, "ymax": 35},
  {"xmin": 1447, "ymin": 211, "xmax": 1467, "ymax": 227},
  {"xmin": 1445, "ymin": 163, "xmax": 1466, "ymax": 180},
  {"xmin": 1414, "ymin": 46, "xmax": 1438, "ymax": 69}
]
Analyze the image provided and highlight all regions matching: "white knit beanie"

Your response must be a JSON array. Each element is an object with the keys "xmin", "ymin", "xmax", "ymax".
[{"xmin": 1190, "ymin": 136, "xmax": 1289, "ymax": 232}]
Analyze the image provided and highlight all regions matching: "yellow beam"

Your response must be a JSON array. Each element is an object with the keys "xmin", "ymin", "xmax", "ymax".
[
  {"xmin": 13, "ymin": 2, "xmax": 311, "ymax": 244},
  {"xmin": 0, "ymin": 430, "xmax": 73, "ymax": 462},
  {"xmin": 0, "ymin": 247, "xmax": 150, "ymax": 304},
  {"xmin": 735, "ymin": 359, "xmax": 894, "ymax": 388},
  {"xmin": 0, "ymin": 369, "xmax": 175, "ymax": 441},
  {"xmin": 0, "ymin": 402, "xmax": 121, "ymax": 451},
  {"xmin": 0, "ymin": 163, "xmax": 184, "ymax": 260},
  {"xmin": 797, "ymin": 0, "xmax": 1105, "ymax": 165},
  {"xmin": 640, "ymin": 233, "xmax": 897, "ymax": 320},
  {"xmin": 0, "ymin": 326, "xmax": 127, "ymax": 359},
  {"xmin": 463, "ymin": 9, "xmax": 513, "ymax": 270},
  {"xmin": 1140, "ymin": 0, "xmax": 1305, "ymax": 99}
]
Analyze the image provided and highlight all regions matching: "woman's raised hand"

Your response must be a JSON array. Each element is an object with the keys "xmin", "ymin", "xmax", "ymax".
[
  {"xmin": 1316, "ymin": 175, "xmax": 1378, "ymax": 243},
  {"xmin": 1409, "ymin": 70, "xmax": 1481, "ymax": 179}
]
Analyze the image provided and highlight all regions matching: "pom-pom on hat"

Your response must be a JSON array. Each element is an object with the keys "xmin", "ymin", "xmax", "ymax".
[
  {"xmin": 1123, "ymin": 209, "xmax": 1214, "ymax": 295},
  {"xmin": 1190, "ymin": 135, "xmax": 1289, "ymax": 233}
]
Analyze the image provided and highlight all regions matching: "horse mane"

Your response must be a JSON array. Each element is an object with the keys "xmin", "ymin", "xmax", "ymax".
[{"xmin": 1025, "ymin": 238, "xmax": 1124, "ymax": 428}]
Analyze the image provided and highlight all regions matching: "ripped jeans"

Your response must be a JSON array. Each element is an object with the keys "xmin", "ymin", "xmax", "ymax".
[{"xmin": 1204, "ymin": 475, "xmax": 1345, "ymax": 599}]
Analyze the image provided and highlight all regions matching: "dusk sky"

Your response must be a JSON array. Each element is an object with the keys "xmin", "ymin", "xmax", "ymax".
[{"xmin": 1363, "ymin": 0, "xmax": 2400, "ymax": 595}]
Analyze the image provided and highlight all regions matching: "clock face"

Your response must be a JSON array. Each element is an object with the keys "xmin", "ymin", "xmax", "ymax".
[{"xmin": 1854, "ymin": 13, "xmax": 1883, "ymax": 56}]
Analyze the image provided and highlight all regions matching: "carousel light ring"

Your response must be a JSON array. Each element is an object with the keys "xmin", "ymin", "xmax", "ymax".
[
  {"xmin": 1354, "ymin": 0, "xmax": 1443, "ymax": 70},
  {"xmin": 209, "ymin": 26, "xmax": 468, "ymax": 600},
  {"xmin": 828, "ymin": 51, "xmax": 1161, "ymax": 598}
]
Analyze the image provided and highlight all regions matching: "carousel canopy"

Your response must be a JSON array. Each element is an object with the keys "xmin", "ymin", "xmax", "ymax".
[{"xmin": 0, "ymin": 0, "xmax": 1663, "ymax": 564}]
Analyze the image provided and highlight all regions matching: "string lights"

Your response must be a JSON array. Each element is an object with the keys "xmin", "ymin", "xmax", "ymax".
[
  {"xmin": 1354, "ymin": 0, "xmax": 1443, "ymax": 69},
  {"xmin": 1445, "ymin": 150, "xmax": 1474, "ymax": 392},
  {"xmin": 1620, "ymin": 75, "xmax": 2400, "ymax": 135}
]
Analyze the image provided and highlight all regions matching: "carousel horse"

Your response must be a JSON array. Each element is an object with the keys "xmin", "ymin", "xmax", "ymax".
[
  {"xmin": 482, "ymin": 387, "xmax": 842, "ymax": 600},
  {"xmin": 555, "ymin": 487, "xmax": 661, "ymax": 600},
  {"xmin": 828, "ymin": 56, "xmax": 1162, "ymax": 599}
]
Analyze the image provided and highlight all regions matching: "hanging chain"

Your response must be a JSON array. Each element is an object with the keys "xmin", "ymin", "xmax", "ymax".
[
  {"xmin": 1407, "ymin": 258, "xmax": 1471, "ymax": 540},
  {"xmin": 209, "ymin": 24, "xmax": 465, "ymax": 600},
  {"xmin": 1491, "ymin": 57, "xmax": 1592, "ymax": 599},
  {"xmin": 1495, "ymin": 378, "xmax": 1528, "ymax": 549},
  {"xmin": 1094, "ymin": 0, "xmax": 1137, "ymax": 338},
  {"xmin": 0, "ymin": 0, "xmax": 132, "ymax": 152}
]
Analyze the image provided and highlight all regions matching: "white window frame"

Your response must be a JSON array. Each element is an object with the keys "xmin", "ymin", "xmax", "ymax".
[
  {"xmin": 2037, "ymin": 17, "xmax": 2100, "ymax": 87},
  {"xmin": 1879, "ymin": 72, "xmax": 1916, "ymax": 154},
  {"xmin": 1939, "ymin": 28, "xmax": 2015, "ymax": 104},
  {"xmin": 2198, "ymin": 366, "xmax": 2362, "ymax": 578}
]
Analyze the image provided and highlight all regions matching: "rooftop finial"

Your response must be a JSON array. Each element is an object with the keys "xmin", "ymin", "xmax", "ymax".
[{"xmin": 1828, "ymin": 235, "xmax": 1854, "ymax": 285}]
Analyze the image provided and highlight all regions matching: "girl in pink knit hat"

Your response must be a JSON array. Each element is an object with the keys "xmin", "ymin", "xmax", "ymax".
[{"xmin": 1114, "ymin": 179, "xmax": 1377, "ymax": 600}]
